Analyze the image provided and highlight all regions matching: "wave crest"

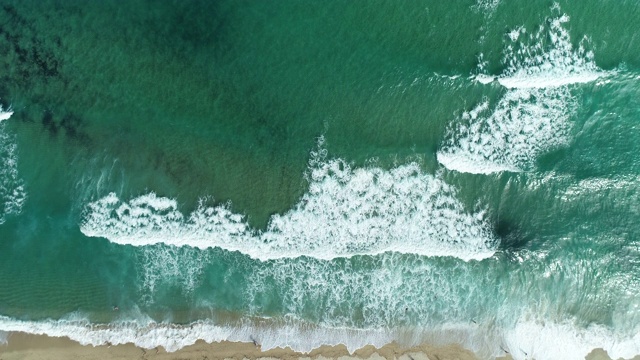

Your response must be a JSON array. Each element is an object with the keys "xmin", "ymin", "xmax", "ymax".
[
  {"xmin": 81, "ymin": 150, "xmax": 496, "ymax": 261},
  {"xmin": 439, "ymin": 8, "xmax": 609, "ymax": 174}
]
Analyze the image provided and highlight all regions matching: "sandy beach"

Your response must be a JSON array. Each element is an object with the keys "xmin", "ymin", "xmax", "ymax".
[
  {"xmin": 1, "ymin": 332, "xmax": 631, "ymax": 360},
  {"xmin": 0, "ymin": 332, "xmax": 519, "ymax": 360}
]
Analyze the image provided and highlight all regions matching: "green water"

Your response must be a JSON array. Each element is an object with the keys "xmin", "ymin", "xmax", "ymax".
[{"xmin": 1, "ymin": 1, "xmax": 640, "ymax": 359}]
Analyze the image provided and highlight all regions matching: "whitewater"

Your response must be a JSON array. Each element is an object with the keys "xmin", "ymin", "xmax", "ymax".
[
  {"xmin": 81, "ymin": 138, "xmax": 497, "ymax": 262},
  {"xmin": 438, "ymin": 12, "xmax": 611, "ymax": 174}
]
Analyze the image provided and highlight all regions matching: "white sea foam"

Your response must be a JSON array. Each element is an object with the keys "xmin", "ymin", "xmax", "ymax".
[
  {"xmin": 498, "ymin": 72, "xmax": 602, "ymax": 90},
  {"xmin": 498, "ymin": 14, "xmax": 605, "ymax": 89},
  {"xmin": 0, "ymin": 108, "xmax": 26, "ymax": 225},
  {"xmin": 0, "ymin": 314, "xmax": 394, "ymax": 353},
  {"xmin": 437, "ymin": 87, "xmax": 575, "ymax": 174},
  {"xmin": 1, "ymin": 314, "xmax": 638, "ymax": 359},
  {"xmin": 137, "ymin": 245, "xmax": 212, "ymax": 303},
  {"xmin": 81, "ymin": 144, "xmax": 496, "ymax": 261},
  {"xmin": 440, "ymin": 10, "xmax": 602, "ymax": 174},
  {"xmin": 0, "ymin": 109, "xmax": 12, "ymax": 122},
  {"xmin": 473, "ymin": 74, "xmax": 496, "ymax": 85},
  {"xmin": 473, "ymin": 0, "xmax": 501, "ymax": 14},
  {"xmin": 504, "ymin": 320, "xmax": 640, "ymax": 360}
]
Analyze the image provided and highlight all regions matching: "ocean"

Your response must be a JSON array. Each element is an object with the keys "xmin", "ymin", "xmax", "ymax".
[{"xmin": 1, "ymin": 1, "xmax": 640, "ymax": 359}]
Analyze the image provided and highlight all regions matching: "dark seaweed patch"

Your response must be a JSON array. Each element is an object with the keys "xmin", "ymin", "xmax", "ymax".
[
  {"xmin": 39, "ymin": 109, "xmax": 90, "ymax": 144},
  {"xmin": 0, "ymin": 4, "xmax": 63, "ymax": 88},
  {"xmin": 139, "ymin": 0, "xmax": 224, "ymax": 55},
  {"xmin": 41, "ymin": 109, "xmax": 58, "ymax": 135},
  {"xmin": 60, "ymin": 113, "xmax": 82, "ymax": 139},
  {"xmin": 0, "ymin": 5, "xmax": 91, "ymax": 142}
]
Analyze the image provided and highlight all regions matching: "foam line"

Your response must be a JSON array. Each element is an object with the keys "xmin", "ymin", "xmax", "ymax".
[
  {"xmin": 81, "ymin": 149, "xmax": 497, "ymax": 261},
  {"xmin": 0, "ymin": 314, "xmax": 394, "ymax": 353},
  {"xmin": 498, "ymin": 72, "xmax": 602, "ymax": 89},
  {"xmin": 136, "ymin": 245, "xmax": 212, "ymax": 303},
  {"xmin": 1, "ymin": 314, "xmax": 639, "ymax": 359}
]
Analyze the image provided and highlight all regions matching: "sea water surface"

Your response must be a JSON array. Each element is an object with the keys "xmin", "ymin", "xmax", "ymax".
[{"xmin": 1, "ymin": 1, "xmax": 640, "ymax": 359}]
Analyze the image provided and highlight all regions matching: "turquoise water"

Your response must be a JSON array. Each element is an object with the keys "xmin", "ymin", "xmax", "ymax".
[{"xmin": 1, "ymin": 1, "xmax": 640, "ymax": 359}]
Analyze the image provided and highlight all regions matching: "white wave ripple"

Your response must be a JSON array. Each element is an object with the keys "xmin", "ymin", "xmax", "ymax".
[
  {"xmin": 439, "ymin": 9, "xmax": 608, "ymax": 174},
  {"xmin": 498, "ymin": 14, "xmax": 605, "ymax": 89},
  {"xmin": 0, "ymin": 107, "xmax": 26, "ymax": 225},
  {"xmin": 81, "ymin": 149, "xmax": 496, "ymax": 261},
  {"xmin": 137, "ymin": 245, "xmax": 212, "ymax": 304},
  {"xmin": 437, "ymin": 86, "xmax": 575, "ymax": 174}
]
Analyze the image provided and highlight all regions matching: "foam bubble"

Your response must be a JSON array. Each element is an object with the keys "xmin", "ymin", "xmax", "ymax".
[
  {"xmin": 0, "ymin": 110, "xmax": 26, "ymax": 225},
  {"xmin": 81, "ymin": 147, "xmax": 496, "ymax": 261},
  {"xmin": 441, "ymin": 10, "xmax": 601, "ymax": 174},
  {"xmin": 473, "ymin": 74, "xmax": 496, "ymax": 85},
  {"xmin": 507, "ymin": 26, "xmax": 524, "ymax": 42}
]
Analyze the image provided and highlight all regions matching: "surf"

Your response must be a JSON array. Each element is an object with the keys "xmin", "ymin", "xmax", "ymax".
[
  {"xmin": 438, "ymin": 7, "xmax": 612, "ymax": 174},
  {"xmin": 1, "ymin": 312, "xmax": 639, "ymax": 360},
  {"xmin": 0, "ymin": 105, "xmax": 26, "ymax": 225},
  {"xmin": 81, "ymin": 138, "xmax": 497, "ymax": 261}
]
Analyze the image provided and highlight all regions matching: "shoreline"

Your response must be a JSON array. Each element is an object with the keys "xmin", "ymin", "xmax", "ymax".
[
  {"xmin": 0, "ymin": 332, "xmax": 510, "ymax": 360},
  {"xmin": 0, "ymin": 332, "xmax": 626, "ymax": 360}
]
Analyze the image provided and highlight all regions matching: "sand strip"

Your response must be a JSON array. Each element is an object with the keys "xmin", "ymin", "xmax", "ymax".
[
  {"xmin": 0, "ymin": 332, "xmax": 517, "ymax": 360},
  {"xmin": 2, "ymin": 331, "xmax": 634, "ymax": 360}
]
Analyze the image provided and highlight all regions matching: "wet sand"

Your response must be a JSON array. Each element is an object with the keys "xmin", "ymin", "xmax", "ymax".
[
  {"xmin": 0, "ymin": 332, "xmax": 513, "ymax": 360},
  {"xmin": 2, "ymin": 331, "xmax": 635, "ymax": 360}
]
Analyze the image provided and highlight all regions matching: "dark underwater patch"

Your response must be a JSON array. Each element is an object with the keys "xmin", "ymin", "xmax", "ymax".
[
  {"xmin": 0, "ymin": 5, "xmax": 62, "ymax": 84},
  {"xmin": 494, "ymin": 218, "xmax": 532, "ymax": 252},
  {"xmin": 39, "ymin": 109, "xmax": 90, "ymax": 144}
]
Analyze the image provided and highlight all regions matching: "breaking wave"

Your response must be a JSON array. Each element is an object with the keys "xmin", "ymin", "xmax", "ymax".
[
  {"xmin": 0, "ymin": 106, "xmax": 26, "ymax": 225},
  {"xmin": 438, "ymin": 8, "xmax": 610, "ymax": 174},
  {"xmin": 81, "ymin": 139, "xmax": 496, "ymax": 261}
]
